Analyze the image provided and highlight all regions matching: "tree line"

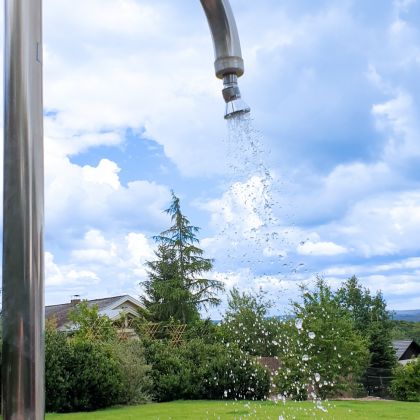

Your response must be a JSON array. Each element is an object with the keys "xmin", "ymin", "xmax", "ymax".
[
  {"xmin": 41, "ymin": 192, "xmax": 420, "ymax": 411},
  {"xmin": 138, "ymin": 192, "xmax": 419, "ymax": 402}
]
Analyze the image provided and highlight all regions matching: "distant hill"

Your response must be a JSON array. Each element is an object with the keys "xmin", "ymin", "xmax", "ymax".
[{"xmin": 392, "ymin": 310, "xmax": 420, "ymax": 322}]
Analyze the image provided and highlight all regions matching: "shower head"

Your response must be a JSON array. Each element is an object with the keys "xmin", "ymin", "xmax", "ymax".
[{"xmin": 222, "ymin": 74, "xmax": 250, "ymax": 119}]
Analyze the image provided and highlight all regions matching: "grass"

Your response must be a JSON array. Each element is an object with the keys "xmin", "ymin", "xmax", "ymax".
[{"xmin": 46, "ymin": 400, "xmax": 420, "ymax": 419}]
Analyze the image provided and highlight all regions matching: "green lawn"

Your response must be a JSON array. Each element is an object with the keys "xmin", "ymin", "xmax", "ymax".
[{"xmin": 46, "ymin": 400, "xmax": 420, "ymax": 419}]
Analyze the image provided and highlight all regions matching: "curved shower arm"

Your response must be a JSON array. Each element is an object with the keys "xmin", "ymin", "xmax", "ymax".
[
  {"xmin": 200, "ymin": 0, "xmax": 244, "ymax": 79},
  {"xmin": 200, "ymin": 0, "xmax": 250, "ymax": 118}
]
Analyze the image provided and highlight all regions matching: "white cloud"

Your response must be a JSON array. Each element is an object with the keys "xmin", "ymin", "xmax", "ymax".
[
  {"xmin": 46, "ymin": 230, "xmax": 155, "ymax": 305},
  {"xmin": 82, "ymin": 159, "xmax": 121, "ymax": 190},
  {"xmin": 333, "ymin": 191, "xmax": 420, "ymax": 257},
  {"xmin": 3, "ymin": 0, "xmax": 420, "ymax": 311},
  {"xmin": 297, "ymin": 241, "xmax": 347, "ymax": 256},
  {"xmin": 373, "ymin": 91, "xmax": 420, "ymax": 160},
  {"xmin": 43, "ymin": 0, "xmax": 228, "ymax": 176},
  {"xmin": 45, "ymin": 251, "xmax": 100, "ymax": 287},
  {"xmin": 45, "ymin": 152, "xmax": 170, "ymax": 236}
]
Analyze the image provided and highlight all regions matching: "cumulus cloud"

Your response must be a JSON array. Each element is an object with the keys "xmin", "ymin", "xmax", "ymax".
[
  {"xmin": 45, "ymin": 251, "xmax": 100, "ymax": 288},
  {"xmin": 45, "ymin": 153, "xmax": 170, "ymax": 238},
  {"xmin": 43, "ymin": 0, "xmax": 228, "ymax": 177},
  {"xmin": 3, "ymin": 0, "xmax": 420, "ymax": 311},
  {"xmin": 297, "ymin": 240, "xmax": 347, "ymax": 256},
  {"xmin": 46, "ymin": 230, "xmax": 155, "ymax": 304}
]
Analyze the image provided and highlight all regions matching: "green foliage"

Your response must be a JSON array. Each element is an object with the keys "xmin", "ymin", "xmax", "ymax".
[
  {"xmin": 220, "ymin": 287, "xmax": 281, "ymax": 356},
  {"xmin": 141, "ymin": 192, "xmax": 224, "ymax": 323},
  {"xmin": 45, "ymin": 330, "xmax": 123, "ymax": 412},
  {"xmin": 68, "ymin": 301, "xmax": 117, "ymax": 343},
  {"xmin": 275, "ymin": 279, "xmax": 370, "ymax": 400},
  {"xmin": 390, "ymin": 359, "xmax": 420, "ymax": 402},
  {"xmin": 46, "ymin": 305, "xmax": 151, "ymax": 412},
  {"xmin": 142, "ymin": 244, "xmax": 196, "ymax": 323},
  {"xmin": 143, "ymin": 338, "xmax": 270, "ymax": 402},
  {"xmin": 45, "ymin": 328, "xmax": 72, "ymax": 412},
  {"xmin": 184, "ymin": 318, "xmax": 221, "ymax": 344},
  {"xmin": 336, "ymin": 276, "xmax": 396, "ymax": 370},
  {"xmin": 66, "ymin": 340, "xmax": 124, "ymax": 411},
  {"xmin": 142, "ymin": 339, "xmax": 187, "ymax": 401},
  {"xmin": 111, "ymin": 341, "xmax": 152, "ymax": 405},
  {"xmin": 392, "ymin": 320, "xmax": 420, "ymax": 344}
]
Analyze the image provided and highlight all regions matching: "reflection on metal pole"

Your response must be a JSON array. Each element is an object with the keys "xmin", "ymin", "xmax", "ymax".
[{"xmin": 2, "ymin": 0, "xmax": 45, "ymax": 418}]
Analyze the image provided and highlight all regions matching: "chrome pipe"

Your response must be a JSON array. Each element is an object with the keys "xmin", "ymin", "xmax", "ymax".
[
  {"xmin": 200, "ymin": 0, "xmax": 244, "ymax": 79},
  {"xmin": 3, "ymin": 0, "xmax": 45, "ymax": 418},
  {"xmin": 200, "ymin": 0, "xmax": 250, "ymax": 118}
]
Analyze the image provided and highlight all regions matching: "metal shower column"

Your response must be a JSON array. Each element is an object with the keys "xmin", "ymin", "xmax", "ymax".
[{"xmin": 2, "ymin": 0, "xmax": 45, "ymax": 418}]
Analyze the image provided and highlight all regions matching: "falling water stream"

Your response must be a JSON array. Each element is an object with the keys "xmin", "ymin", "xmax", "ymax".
[
  {"xmin": 213, "ymin": 112, "xmax": 330, "ymax": 418},
  {"xmin": 215, "ymin": 112, "xmax": 307, "ymax": 287}
]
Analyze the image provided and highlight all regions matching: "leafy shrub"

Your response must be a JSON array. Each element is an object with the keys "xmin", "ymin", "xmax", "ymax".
[
  {"xmin": 45, "ymin": 329, "xmax": 72, "ymax": 412},
  {"xmin": 196, "ymin": 341, "xmax": 270, "ymax": 400},
  {"xmin": 65, "ymin": 340, "xmax": 123, "ymax": 411},
  {"xmin": 390, "ymin": 359, "xmax": 420, "ymax": 402},
  {"xmin": 113, "ymin": 340, "xmax": 152, "ymax": 405},
  {"xmin": 144, "ymin": 338, "xmax": 270, "ymax": 402},
  {"xmin": 220, "ymin": 288, "xmax": 281, "ymax": 357},
  {"xmin": 143, "ymin": 339, "xmax": 190, "ymax": 401},
  {"xmin": 45, "ymin": 330, "xmax": 150, "ymax": 412}
]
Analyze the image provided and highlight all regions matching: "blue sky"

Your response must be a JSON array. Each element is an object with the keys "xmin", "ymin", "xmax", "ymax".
[{"xmin": 1, "ymin": 0, "xmax": 420, "ymax": 316}]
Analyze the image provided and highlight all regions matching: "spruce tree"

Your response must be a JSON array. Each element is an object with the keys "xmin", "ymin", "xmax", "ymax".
[{"xmin": 141, "ymin": 191, "xmax": 224, "ymax": 323}]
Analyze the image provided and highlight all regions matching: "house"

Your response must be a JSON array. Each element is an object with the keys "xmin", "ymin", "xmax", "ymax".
[
  {"xmin": 393, "ymin": 340, "xmax": 420, "ymax": 365},
  {"xmin": 45, "ymin": 294, "xmax": 144, "ymax": 339}
]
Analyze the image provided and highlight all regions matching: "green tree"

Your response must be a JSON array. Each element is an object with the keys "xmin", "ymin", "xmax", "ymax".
[
  {"xmin": 68, "ymin": 301, "xmax": 117, "ymax": 342},
  {"xmin": 142, "ymin": 244, "xmax": 192, "ymax": 322},
  {"xmin": 336, "ymin": 276, "xmax": 396, "ymax": 370},
  {"xmin": 220, "ymin": 287, "xmax": 280, "ymax": 356},
  {"xmin": 275, "ymin": 279, "xmax": 370, "ymax": 399},
  {"xmin": 141, "ymin": 191, "xmax": 224, "ymax": 323}
]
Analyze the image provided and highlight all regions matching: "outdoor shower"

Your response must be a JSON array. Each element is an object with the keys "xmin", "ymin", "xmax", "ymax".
[{"xmin": 2, "ymin": 0, "xmax": 249, "ymax": 418}]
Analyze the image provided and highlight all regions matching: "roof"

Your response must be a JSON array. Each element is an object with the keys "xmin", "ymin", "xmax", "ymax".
[
  {"xmin": 46, "ymin": 295, "xmax": 141, "ymax": 329},
  {"xmin": 393, "ymin": 340, "xmax": 420, "ymax": 360}
]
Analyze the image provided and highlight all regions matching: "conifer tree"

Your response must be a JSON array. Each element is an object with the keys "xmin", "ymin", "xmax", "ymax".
[{"xmin": 141, "ymin": 191, "xmax": 224, "ymax": 323}]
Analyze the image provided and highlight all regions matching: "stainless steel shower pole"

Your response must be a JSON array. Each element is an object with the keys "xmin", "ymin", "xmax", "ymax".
[{"xmin": 2, "ymin": 0, "xmax": 45, "ymax": 418}]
